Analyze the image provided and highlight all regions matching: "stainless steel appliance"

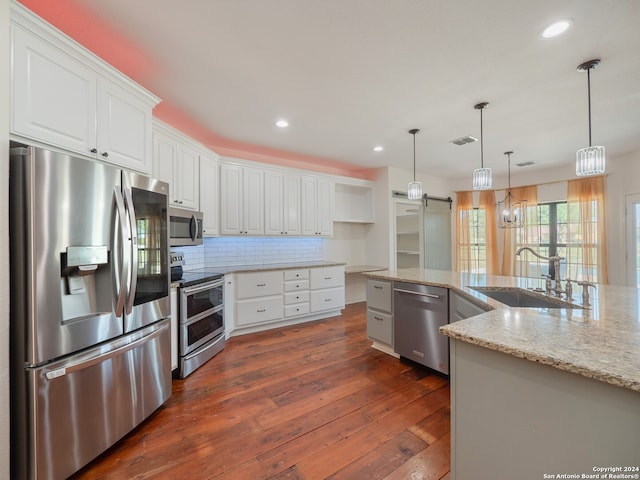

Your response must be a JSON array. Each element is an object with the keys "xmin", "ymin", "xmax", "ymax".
[
  {"xmin": 169, "ymin": 206, "xmax": 203, "ymax": 246},
  {"xmin": 393, "ymin": 282, "xmax": 449, "ymax": 374},
  {"xmin": 9, "ymin": 144, "xmax": 172, "ymax": 480},
  {"xmin": 177, "ymin": 271, "xmax": 225, "ymax": 378}
]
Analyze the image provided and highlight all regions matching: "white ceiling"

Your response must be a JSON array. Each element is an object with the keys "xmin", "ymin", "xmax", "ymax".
[{"xmin": 78, "ymin": 0, "xmax": 640, "ymax": 180}]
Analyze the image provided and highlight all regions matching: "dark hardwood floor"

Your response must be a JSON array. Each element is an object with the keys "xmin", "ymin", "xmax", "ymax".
[{"xmin": 70, "ymin": 302, "xmax": 451, "ymax": 480}]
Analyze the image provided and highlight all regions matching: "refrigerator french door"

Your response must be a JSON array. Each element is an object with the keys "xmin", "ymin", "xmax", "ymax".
[{"xmin": 9, "ymin": 144, "xmax": 172, "ymax": 480}]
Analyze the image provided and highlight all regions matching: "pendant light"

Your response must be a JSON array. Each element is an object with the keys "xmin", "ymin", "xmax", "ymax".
[
  {"xmin": 497, "ymin": 151, "xmax": 526, "ymax": 228},
  {"xmin": 472, "ymin": 102, "xmax": 492, "ymax": 190},
  {"xmin": 576, "ymin": 59, "xmax": 605, "ymax": 176},
  {"xmin": 407, "ymin": 128, "xmax": 423, "ymax": 200}
]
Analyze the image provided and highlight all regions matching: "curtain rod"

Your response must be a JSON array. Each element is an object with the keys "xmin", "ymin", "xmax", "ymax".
[{"xmin": 453, "ymin": 173, "xmax": 609, "ymax": 194}]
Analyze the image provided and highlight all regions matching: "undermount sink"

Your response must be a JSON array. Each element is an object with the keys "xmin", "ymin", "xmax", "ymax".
[{"xmin": 469, "ymin": 286, "xmax": 584, "ymax": 309}]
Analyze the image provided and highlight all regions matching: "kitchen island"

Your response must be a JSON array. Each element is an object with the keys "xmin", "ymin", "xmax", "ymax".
[{"xmin": 364, "ymin": 268, "xmax": 640, "ymax": 480}]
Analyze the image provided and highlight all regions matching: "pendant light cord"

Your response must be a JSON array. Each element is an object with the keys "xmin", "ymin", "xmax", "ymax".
[
  {"xmin": 480, "ymin": 107, "xmax": 484, "ymax": 168},
  {"xmin": 413, "ymin": 131, "xmax": 416, "ymax": 181},
  {"xmin": 587, "ymin": 66, "xmax": 592, "ymax": 147}
]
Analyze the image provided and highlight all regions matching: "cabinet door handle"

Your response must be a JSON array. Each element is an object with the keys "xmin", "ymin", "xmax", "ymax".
[
  {"xmin": 324, "ymin": 298, "xmax": 332, "ymax": 302},
  {"xmin": 373, "ymin": 285, "xmax": 383, "ymax": 290},
  {"xmin": 257, "ymin": 309, "xmax": 266, "ymax": 313},
  {"xmin": 101, "ymin": 152, "xmax": 109, "ymax": 158},
  {"xmin": 90, "ymin": 148, "xmax": 98, "ymax": 154},
  {"xmin": 324, "ymin": 277, "xmax": 332, "ymax": 280},
  {"xmin": 257, "ymin": 283, "xmax": 266, "ymax": 287}
]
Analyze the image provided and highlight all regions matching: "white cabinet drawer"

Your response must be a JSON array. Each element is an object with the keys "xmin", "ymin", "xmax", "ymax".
[
  {"xmin": 284, "ymin": 269, "xmax": 309, "ymax": 281},
  {"xmin": 284, "ymin": 303, "xmax": 310, "ymax": 317},
  {"xmin": 284, "ymin": 279, "xmax": 309, "ymax": 292},
  {"xmin": 309, "ymin": 266, "xmax": 344, "ymax": 290},
  {"xmin": 236, "ymin": 296, "xmax": 283, "ymax": 326},
  {"xmin": 366, "ymin": 308, "xmax": 393, "ymax": 346},
  {"xmin": 284, "ymin": 291, "xmax": 310, "ymax": 305},
  {"xmin": 236, "ymin": 271, "xmax": 283, "ymax": 299},
  {"xmin": 366, "ymin": 279, "xmax": 392, "ymax": 313},
  {"xmin": 310, "ymin": 287, "xmax": 345, "ymax": 312}
]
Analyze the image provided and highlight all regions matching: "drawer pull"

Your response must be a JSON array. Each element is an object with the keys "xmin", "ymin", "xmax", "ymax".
[
  {"xmin": 257, "ymin": 309, "xmax": 266, "ymax": 313},
  {"xmin": 257, "ymin": 283, "xmax": 266, "ymax": 287},
  {"xmin": 374, "ymin": 285, "xmax": 383, "ymax": 289},
  {"xmin": 412, "ymin": 350, "xmax": 425, "ymax": 358},
  {"xmin": 296, "ymin": 296, "xmax": 300, "ymax": 299},
  {"xmin": 374, "ymin": 316, "xmax": 383, "ymax": 321},
  {"xmin": 324, "ymin": 277, "xmax": 332, "ymax": 280},
  {"xmin": 324, "ymin": 298, "xmax": 332, "ymax": 302}
]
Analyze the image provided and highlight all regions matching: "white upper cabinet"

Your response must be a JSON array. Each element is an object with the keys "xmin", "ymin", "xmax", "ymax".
[
  {"xmin": 264, "ymin": 172, "xmax": 301, "ymax": 236},
  {"xmin": 220, "ymin": 163, "xmax": 264, "ymax": 235},
  {"xmin": 10, "ymin": 6, "xmax": 159, "ymax": 173},
  {"xmin": 152, "ymin": 122, "xmax": 200, "ymax": 211},
  {"xmin": 200, "ymin": 153, "xmax": 219, "ymax": 236},
  {"xmin": 97, "ymin": 78, "xmax": 153, "ymax": 171},
  {"xmin": 301, "ymin": 176, "xmax": 334, "ymax": 236}
]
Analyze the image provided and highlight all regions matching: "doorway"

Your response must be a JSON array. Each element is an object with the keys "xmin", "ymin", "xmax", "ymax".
[{"xmin": 626, "ymin": 193, "xmax": 640, "ymax": 287}]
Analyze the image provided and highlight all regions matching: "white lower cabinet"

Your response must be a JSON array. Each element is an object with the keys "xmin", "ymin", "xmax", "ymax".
[
  {"xmin": 309, "ymin": 266, "xmax": 345, "ymax": 313},
  {"xmin": 236, "ymin": 296, "xmax": 283, "ymax": 326},
  {"xmin": 310, "ymin": 287, "xmax": 345, "ymax": 312},
  {"xmin": 232, "ymin": 265, "xmax": 344, "ymax": 334},
  {"xmin": 234, "ymin": 271, "xmax": 284, "ymax": 328}
]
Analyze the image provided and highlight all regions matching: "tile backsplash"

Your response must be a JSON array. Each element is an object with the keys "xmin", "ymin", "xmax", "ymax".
[{"xmin": 177, "ymin": 237, "xmax": 324, "ymax": 271}]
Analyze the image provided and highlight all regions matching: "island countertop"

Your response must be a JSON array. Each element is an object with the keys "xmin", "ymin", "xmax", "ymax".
[{"xmin": 364, "ymin": 268, "xmax": 640, "ymax": 393}]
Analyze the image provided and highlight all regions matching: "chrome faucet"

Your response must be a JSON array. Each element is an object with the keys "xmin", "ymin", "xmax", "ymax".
[{"xmin": 516, "ymin": 247, "xmax": 564, "ymax": 296}]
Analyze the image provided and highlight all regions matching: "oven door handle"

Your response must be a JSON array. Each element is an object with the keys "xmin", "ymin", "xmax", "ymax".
[{"xmin": 182, "ymin": 279, "xmax": 224, "ymax": 296}]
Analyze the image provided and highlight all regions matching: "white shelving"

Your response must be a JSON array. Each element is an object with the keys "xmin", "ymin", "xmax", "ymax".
[{"xmin": 394, "ymin": 200, "xmax": 423, "ymax": 269}]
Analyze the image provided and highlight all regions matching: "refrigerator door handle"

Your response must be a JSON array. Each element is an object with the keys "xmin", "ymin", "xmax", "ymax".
[
  {"xmin": 47, "ymin": 321, "xmax": 169, "ymax": 378},
  {"xmin": 123, "ymin": 185, "xmax": 138, "ymax": 315},
  {"xmin": 112, "ymin": 186, "xmax": 128, "ymax": 317}
]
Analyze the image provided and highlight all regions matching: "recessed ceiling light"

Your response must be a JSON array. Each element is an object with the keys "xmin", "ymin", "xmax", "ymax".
[
  {"xmin": 276, "ymin": 120, "xmax": 289, "ymax": 128},
  {"xmin": 541, "ymin": 19, "xmax": 572, "ymax": 38},
  {"xmin": 373, "ymin": 146, "xmax": 384, "ymax": 152}
]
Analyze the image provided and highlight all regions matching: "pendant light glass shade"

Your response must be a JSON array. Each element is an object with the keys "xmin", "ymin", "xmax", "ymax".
[
  {"xmin": 472, "ymin": 102, "xmax": 492, "ymax": 190},
  {"xmin": 497, "ymin": 151, "xmax": 526, "ymax": 228},
  {"xmin": 407, "ymin": 128, "xmax": 423, "ymax": 200},
  {"xmin": 472, "ymin": 168, "xmax": 492, "ymax": 190},
  {"xmin": 576, "ymin": 59, "xmax": 605, "ymax": 176},
  {"xmin": 407, "ymin": 181, "xmax": 423, "ymax": 200},
  {"xmin": 576, "ymin": 145, "xmax": 605, "ymax": 176}
]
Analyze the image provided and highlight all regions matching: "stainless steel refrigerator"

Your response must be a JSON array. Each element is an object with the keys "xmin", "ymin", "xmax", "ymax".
[{"xmin": 9, "ymin": 144, "xmax": 173, "ymax": 480}]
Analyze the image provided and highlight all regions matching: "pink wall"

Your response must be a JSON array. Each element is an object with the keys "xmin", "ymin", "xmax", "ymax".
[{"xmin": 18, "ymin": 0, "xmax": 375, "ymax": 180}]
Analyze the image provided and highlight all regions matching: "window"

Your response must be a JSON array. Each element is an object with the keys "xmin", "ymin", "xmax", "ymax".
[
  {"xmin": 516, "ymin": 201, "xmax": 603, "ymax": 283},
  {"xmin": 458, "ymin": 208, "xmax": 487, "ymax": 273}
]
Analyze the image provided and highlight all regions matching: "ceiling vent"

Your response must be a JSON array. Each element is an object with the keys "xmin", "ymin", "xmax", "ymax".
[
  {"xmin": 450, "ymin": 135, "xmax": 478, "ymax": 146},
  {"xmin": 516, "ymin": 161, "xmax": 535, "ymax": 167}
]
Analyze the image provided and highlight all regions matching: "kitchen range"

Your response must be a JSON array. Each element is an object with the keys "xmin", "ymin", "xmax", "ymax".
[
  {"xmin": 170, "ymin": 252, "xmax": 225, "ymax": 378},
  {"xmin": 9, "ymin": 144, "xmax": 173, "ymax": 480}
]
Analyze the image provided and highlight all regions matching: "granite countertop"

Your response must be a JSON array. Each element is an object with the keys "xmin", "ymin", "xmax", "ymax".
[
  {"xmin": 194, "ymin": 261, "xmax": 346, "ymax": 275},
  {"xmin": 364, "ymin": 268, "xmax": 640, "ymax": 393}
]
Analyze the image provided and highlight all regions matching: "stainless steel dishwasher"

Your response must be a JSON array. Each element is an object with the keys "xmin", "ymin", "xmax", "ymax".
[{"xmin": 394, "ymin": 282, "xmax": 449, "ymax": 374}]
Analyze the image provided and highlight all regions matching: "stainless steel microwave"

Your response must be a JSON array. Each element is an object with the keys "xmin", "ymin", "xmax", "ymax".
[{"xmin": 169, "ymin": 207, "xmax": 203, "ymax": 246}]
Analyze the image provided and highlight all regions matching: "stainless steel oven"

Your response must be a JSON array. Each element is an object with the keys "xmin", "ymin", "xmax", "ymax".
[{"xmin": 178, "ymin": 274, "xmax": 225, "ymax": 378}]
